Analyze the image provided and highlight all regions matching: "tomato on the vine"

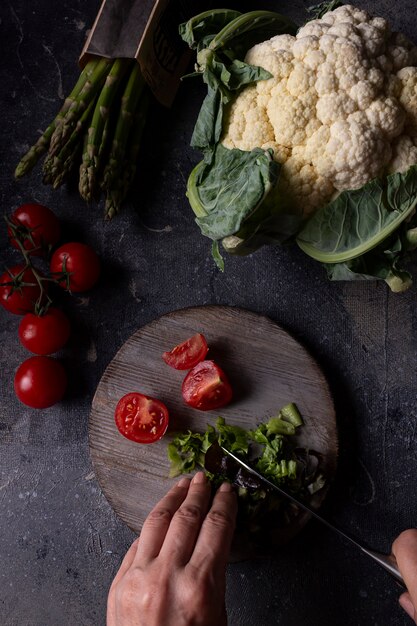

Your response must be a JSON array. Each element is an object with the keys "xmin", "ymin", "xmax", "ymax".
[
  {"xmin": 8, "ymin": 203, "xmax": 61, "ymax": 256},
  {"xmin": 50, "ymin": 242, "xmax": 100, "ymax": 293},
  {"xmin": 115, "ymin": 392, "xmax": 169, "ymax": 444},
  {"xmin": 162, "ymin": 333, "xmax": 208, "ymax": 370},
  {"xmin": 0, "ymin": 265, "xmax": 45, "ymax": 315},
  {"xmin": 182, "ymin": 360, "xmax": 233, "ymax": 411},
  {"xmin": 14, "ymin": 356, "xmax": 67, "ymax": 408},
  {"xmin": 18, "ymin": 308, "xmax": 71, "ymax": 355}
]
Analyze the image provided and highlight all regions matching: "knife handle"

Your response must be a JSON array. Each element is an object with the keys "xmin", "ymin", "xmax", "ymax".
[{"xmin": 362, "ymin": 548, "xmax": 405, "ymax": 588}]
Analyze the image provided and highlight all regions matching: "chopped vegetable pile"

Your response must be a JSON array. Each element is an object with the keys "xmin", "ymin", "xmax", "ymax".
[
  {"xmin": 181, "ymin": 4, "xmax": 417, "ymax": 291},
  {"xmin": 168, "ymin": 405, "xmax": 326, "ymax": 547}
]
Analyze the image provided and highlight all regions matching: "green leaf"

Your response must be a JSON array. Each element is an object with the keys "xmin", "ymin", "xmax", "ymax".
[
  {"xmin": 190, "ymin": 85, "xmax": 223, "ymax": 154},
  {"xmin": 326, "ymin": 247, "xmax": 413, "ymax": 292},
  {"xmin": 190, "ymin": 144, "xmax": 279, "ymax": 240},
  {"xmin": 265, "ymin": 417, "xmax": 296, "ymax": 436},
  {"xmin": 280, "ymin": 403, "xmax": 304, "ymax": 427},
  {"xmin": 215, "ymin": 416, "xmax": 250, "ymax": 455},
  {"xmin": 222, "ymin": 203, "xmax": 301, "ymax": 256},
  {"xmin": 209, "ymin": 11, "xmax": 297, "ymax": 58},
  {"xmin": 179, "ymin": 9, "xmax": 242, "ymax": 51},
  {"xmin": 297, "ymin": 166, "xmax": 417, "ymax": 264},
  {"xmin": 306, "ymin": 1, "xmax": 343, "ymax": 21},
  {"xmin": 219, "ymin": 59, "xmax": 272, "ymax": 90},
  {"xmin": 211, "ymin": 240, "xmax": 225, "ymax": 271},
  {"xmin": 167, "ymin": 431, "xmax": 205, "ymax": 477}
]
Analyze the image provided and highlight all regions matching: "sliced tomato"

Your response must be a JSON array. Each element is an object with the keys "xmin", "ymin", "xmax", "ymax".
[
  {"xmin": 162, "ymin": 333, "xmax": 208, "ymax": 370},
  {"xmin": 115, "ymin": 392, "xmax": 169, "ymax": 444},
  {"xmin": 182, "ymin": 360, "xmax": 233, "ymax": 411}
]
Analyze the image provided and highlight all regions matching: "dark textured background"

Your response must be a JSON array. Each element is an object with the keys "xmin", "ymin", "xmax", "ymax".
[{"xmin": 1, "ymin": 1, "xmax": 417, "ymax": 624}]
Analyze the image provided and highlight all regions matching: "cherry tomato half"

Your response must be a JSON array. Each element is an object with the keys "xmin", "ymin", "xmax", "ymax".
[
  {"xmin": 182, "ymin": 360, "xmax": 233, "ymax": 411},
  {"xmin": 14, "ymin": 356, "xmax": 67, "ymax": 408},
  {"xmin": 115, "ymin": 392, "xmax": 169, "ymax": 444},
  {"xmin": 162, "ymin": 333, "xmax": 209, "ymax": 370},
  {"xmin": 19, "ymin": 308, "xmax": 71, "ymax": 355},
  {"xmin": 50, "ymin": 242, "xmax": 100, "ymax": 293},
  {"xmin": 0, "ymin": 265, "xmax": 44, "ymax": 315},
  {"xmin": 8, "ymin": 203, "xmax": 61, "ymax": 256}
]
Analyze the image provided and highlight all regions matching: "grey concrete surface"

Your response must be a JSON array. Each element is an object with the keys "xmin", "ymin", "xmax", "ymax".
[{"xmin": 0, "ymin": 0, "xmax": 416, "ymax": 624}]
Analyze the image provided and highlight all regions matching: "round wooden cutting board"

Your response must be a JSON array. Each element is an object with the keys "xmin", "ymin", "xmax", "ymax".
[{"xmin": 89, "ymin": 306, "xmax": 338, "ymax": 556}]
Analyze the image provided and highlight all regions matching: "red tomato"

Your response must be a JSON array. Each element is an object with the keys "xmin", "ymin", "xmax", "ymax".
[
  {"xmin": 14, "ymin": 356, "xmax": 67, "ymax": 408},
  {"xmin": 182, "ymin": 360, "xmax": 233, "ymax": 411},
  {"xmin": 50, "ymin": 242, "xmax": 100, "ymax": 293},
  {"xmin": 18, "ymin": 308, "xmax": 71, "ymax": 355},
  {"xmin": 115, "ymin": 392, "xmax": 169, "ymax": 444},
  {"xmin": 162, "ymin": 333, "xmax": 208, "ymax": 370},
  {"xmin": 8, "ymin": 203, "xmax": 61, "ymax": 256},
  {"xmin": 0, "ymin": 265, "xmax": 44, "ymax": 315}
]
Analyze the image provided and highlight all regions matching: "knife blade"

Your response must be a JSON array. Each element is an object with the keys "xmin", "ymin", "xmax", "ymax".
[{"xmin": 220, "ymin": 444, "xmax": 405, "ymax": 588}]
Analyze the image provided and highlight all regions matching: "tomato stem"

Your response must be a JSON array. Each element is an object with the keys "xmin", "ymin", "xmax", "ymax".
[{"xmin": 2, "ymin": 217, "xmax": 60, "ymax": 314}]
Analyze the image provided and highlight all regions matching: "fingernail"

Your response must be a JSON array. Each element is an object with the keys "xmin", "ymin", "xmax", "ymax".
[
  {"xmin": 399, "ymin": 594, "xmax": 415, "ymax": 620},
  {"xmin": 177, "ymin": 477, "xmax": 190, "ymax": 488},
  {"xmin": 192, "ymin": 471, "xmax": 206, "ymax": 484},
  {"xmin": 219, "ymin": 482, "xmax": 233, "ymax": 492}
]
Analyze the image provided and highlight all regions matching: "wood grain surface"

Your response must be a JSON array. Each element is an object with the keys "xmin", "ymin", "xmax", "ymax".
[{"xmin": 89, "ymin": 306, "xmax": 338, "ymax": 557}]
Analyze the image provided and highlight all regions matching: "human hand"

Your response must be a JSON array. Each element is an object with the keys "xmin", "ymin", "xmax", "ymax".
[
  {"xmin": 107, "ymin": 472, "xmax": 237, "ymax": 626},
  {"xmin": 392, "ymin": 529, "xmax": 417, "ymax": 623}
]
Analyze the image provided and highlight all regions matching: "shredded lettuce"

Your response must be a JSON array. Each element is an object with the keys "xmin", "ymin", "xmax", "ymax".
[{"xmin": 167, "ymin": 404, "xmax": 326, "ymax": 544}]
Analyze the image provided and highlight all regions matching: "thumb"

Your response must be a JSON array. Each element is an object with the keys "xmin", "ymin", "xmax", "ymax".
[
  {"xmin": 399, "ymin": 592, "xmax": 416, "ymax": 623},
  {"xmin": 392, "ymin": 529, "xmax": 417, "ymax": 621}
]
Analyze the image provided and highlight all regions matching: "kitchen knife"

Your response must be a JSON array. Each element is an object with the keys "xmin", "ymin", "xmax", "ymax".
[{"xmin": 220, "ymin": 444, "xmax": 405, "ymax": 588}]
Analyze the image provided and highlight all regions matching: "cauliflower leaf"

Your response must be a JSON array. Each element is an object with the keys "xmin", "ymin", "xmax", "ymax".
[
  {"xmin": 296, "ymin": 165, "xmax": 417, "ymax": 263},
  {"xmin": 188, "ymin": 144, "xmax": 279, "ymax": 240}
]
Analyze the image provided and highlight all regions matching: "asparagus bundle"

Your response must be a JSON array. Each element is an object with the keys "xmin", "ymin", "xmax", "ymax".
[{"xmin": 15, "ymin": 57, "xmax": 151, "ymax": 218}]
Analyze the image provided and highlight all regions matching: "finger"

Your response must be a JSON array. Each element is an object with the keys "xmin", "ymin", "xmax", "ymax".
[
  {"xmin": 111, "ymin": 537, "xmax": 140, "ymax": 587},
  {"xmin": 189, "ymin": 482, "xmax": 237, "ymax": 573},
  {"xmin": 107, "ymin": 538, "xmax": 140, "ymax": 625},
  {"xmin": 134, "ymin": 477, "xmax": 191, "ymax": 565},
  {"xmin": 392, "ymin": 529, "xmax": 417, "ymax": 611},
  {"xmin": 159, "ymin": 471, "xmax": 211, "ymax": 565},
  {"xmin": 399, "ymin": 592, "xmax": 416, "ymax": 623}
]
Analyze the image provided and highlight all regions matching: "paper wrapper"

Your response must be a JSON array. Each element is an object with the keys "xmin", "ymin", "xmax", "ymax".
[{"xmin": 80, "ymin": 0, "xmax": 193, "ymax": 107}]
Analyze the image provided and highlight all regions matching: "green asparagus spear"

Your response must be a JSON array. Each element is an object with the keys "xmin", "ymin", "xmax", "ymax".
[
  {"xmin": 14, "ymin": 58, "xmax": 98, "ymax": 179},
  {"xmin": 79, "ymin": 58, "xmax": 132, "ymax": 202},
  {"xmin": 102, "ymin": 63, "xmax": 146, "ymax": 192},
  {"xmin": 49, "ymin": 57, "xmax": 113, "ymax": 156},
  {"xmin": 105, "ymin": 92, "xmax": 150, "ymax": 219},
  {"xmin": 43, "ymin": 97, "xmax": 96, "ymax": 186}
]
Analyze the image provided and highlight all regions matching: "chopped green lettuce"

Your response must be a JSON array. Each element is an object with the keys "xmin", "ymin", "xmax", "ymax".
[{"xmin": 167, "ymin": 404, "xmax": 326, "ymax": 545}]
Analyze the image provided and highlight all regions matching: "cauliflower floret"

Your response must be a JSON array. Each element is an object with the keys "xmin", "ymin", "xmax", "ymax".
[
  {"xmin": 365, "ymin": 97, "xmax": 405, "ymax": 139},
  {"xmin": 322, "ymin": 4, "xmax": 370, "ymax": 26},
  {"xmin": 245, "ymin": 42, "xmax": 293, "ymax": 80},
  {"xmin": 222, "ymin": 86, "xmax": 274, "ymax": 151},
  {"xmin": 221, "ymin": 4, "xmax": 417, "ymax": 216},
  {"xmin": 317, "ymin": 92, "xmax": 357, "ymax": 124},
  {"xmin": 306, "ymin": 120, "xmax": 391, "ymax": 188},
  {"xmin": 397, "ymin": 66, "xmax": 417, "ymax": 130},
  {"xmin": 388, "ymin": 135, "xmax": 417, "ymax": 173},
  {"xmin": 277, "ymin": 155, "xmax": 335, "ymax": 215}
]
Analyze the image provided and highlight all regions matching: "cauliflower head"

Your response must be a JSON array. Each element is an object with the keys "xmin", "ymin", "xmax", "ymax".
[{"xmin": 221, "ymin": 4, "xmax": 417, "ymax": 215}]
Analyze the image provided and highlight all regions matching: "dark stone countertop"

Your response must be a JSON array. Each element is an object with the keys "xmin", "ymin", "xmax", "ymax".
[{"xmin": 1, "ymin": 1, "xmax": 417, "ymax": 624}]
